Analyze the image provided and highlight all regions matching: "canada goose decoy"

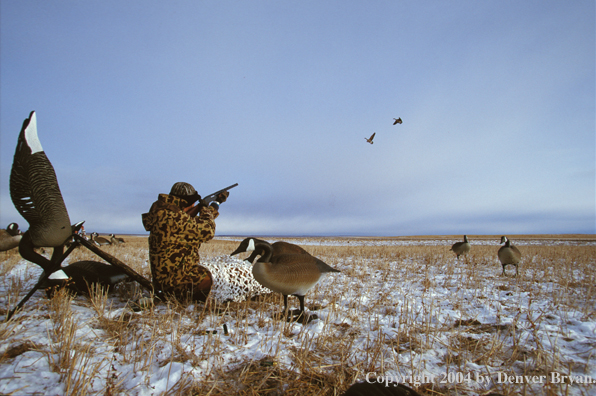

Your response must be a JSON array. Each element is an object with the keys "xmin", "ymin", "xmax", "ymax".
[
  {"xmin": 393, "ymin": 117, "xmax": 403, "ymax": 125},
  {"xmin": 0, "ymin": 223, "xmax": 22, "ymax": 252},
  {"xmin": 498, "ymin": 236, "xmax": 522, "ymax": 276},
  {"xmin": 91, "ymin": 232, "xmax": 111, "ymax": 246},
  {"xmin": 7, "ymin": 111, "xmax": 83, "ymax": 318},
  {"xmin": 40, "ymin": 260, "xmax": 129, "ymax": 297},
  {"xmin": 231, "ymin": 238, "xmax": 340, "ymax": 322},
  {"xmin": 109, "ymin": 234, "xmax": 125, "ymax": 244},
  {"xmin": 365, "ymin": 132, "xmax": 376, "ymax": 144},
  {"xmin": 450, "ymin": 235, "xmax": 471, "ymax": 259},
  {"xmin": 231, "ymin": 237, "xmax": 310, "ymax": 264},
  {"xmin": 10, "ymin": 111, "xmax": 72, "ymax": 253}
]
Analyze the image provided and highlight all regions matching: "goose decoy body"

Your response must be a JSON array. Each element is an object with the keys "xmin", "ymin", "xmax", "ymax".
[
  {"xmin": 109, "ymin": 234, "xmax": 125, "ymax": 244},
  {"xmin": 450, "ymin": 235, "xmax": 471, "ymax": 259},
  {"xmin": 498, "ymin": 236, "xmax": 521, "ymax": 276},
  {"xmin": 231, "ymin": 238, "xmax": 340, "ymax": 322},
  {"xmin": 91, "ymin": 232, "xmax": 111, "ymax": 246},
  {"xmin": 231, "ymin": 237, "xmax": 310, "ymax": 264},
  {"xmin": 365, "ymin": 132, "xmax": 376, "ymax": 144},
  {"xmin": 393, "ymin": 117, "xmax": 403, "ymax": 125},
  {"xmin": 40, "ymin": 260, "xmax": 129, "ymax": 297},
  {"xmin": 0, "ymin": 223, "xmax": 22, "ymax": 252}
]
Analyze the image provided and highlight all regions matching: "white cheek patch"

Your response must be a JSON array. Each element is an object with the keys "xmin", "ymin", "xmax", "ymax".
[
  {"xmin": 247, "ymin": 238, "xmax": 255, "ymax": 252},
  {"xmin": 48, "ymin": 270, "xmax": 69, "ymax": 280},
  {"xmin": 24, "ymin": 112, "xmax": 44, "ymax": 154}
]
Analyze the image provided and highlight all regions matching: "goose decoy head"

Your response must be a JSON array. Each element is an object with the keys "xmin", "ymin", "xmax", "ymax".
[
  {"xmin": 230, "ymin": 237, "xmax": 257, "ymax": 256},
  {"xmin": 6, "ymin": 223, "xmax": 21, "ymax": 236}
]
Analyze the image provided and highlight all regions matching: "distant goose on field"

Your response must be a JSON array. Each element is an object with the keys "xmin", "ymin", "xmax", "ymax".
[
  {"xmin": 231, "ymin": 238, "xmax": 340, "ymax": 322},
  {"xmin": 109, "ymin": 234, "xmax": 125, "ymax": 244},
  {"xmin": 365, "ymin": 132, "xmax": 376, "ymax": 144},
  {"xmin": 0, "ymin": 223, "xmax": 22, "ymax": 252},
  {"xmin": 498, "ymin": 236, "xmax": 521, "ymax": 276},
  {"xmin": 10, "ymin": 111, "xmax": 73, "ymax": 275},
  {"xmin": 91, "ymin": 232, "xmax": 111, "ymax": 246},
  {"xmin": 231, "ymin": 237, "xmax": 310, "ymax": 264},
  {"xmin": 450, "ymin": 235, "xmax": 471, "ymax": 259},
  {"xmin": 393, "ymin": 117, "xmax": 403, "ymax": 125}
]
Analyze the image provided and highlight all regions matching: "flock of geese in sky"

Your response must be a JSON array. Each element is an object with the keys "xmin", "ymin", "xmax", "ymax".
[{"xmin": 365, "ymin": 117, "xmax": 402, "ymax": 144}]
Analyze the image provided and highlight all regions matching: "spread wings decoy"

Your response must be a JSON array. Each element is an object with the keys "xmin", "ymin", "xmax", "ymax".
[
  {"xmin": 10, "ymin": 111, "xmax": 72, "ymax": 251},
  {"xmin": 6, "ymin": 112, "xmax": 146, "ymax": 319},
  {"xmin": 365, "ymin": 132, "xmax": 376, "ymax": 144}
]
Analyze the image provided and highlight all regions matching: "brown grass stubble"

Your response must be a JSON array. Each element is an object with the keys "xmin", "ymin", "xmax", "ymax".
[{"xmin": 1, "ymin": 235, "xmax": 595, "ymax": 395}]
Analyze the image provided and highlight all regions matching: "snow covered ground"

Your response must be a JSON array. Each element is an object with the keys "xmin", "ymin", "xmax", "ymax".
[{"xmin": 0, "ymin": 237, "xmax": 595, "ymax": 395}]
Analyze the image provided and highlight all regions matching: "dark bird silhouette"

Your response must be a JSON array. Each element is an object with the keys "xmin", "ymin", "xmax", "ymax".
[
  {"xmin": 393, "ymin": 117, "xmax": 403, "ymax": 125},
  {"xmin": 365, "ymin": 133, "xmax": 376, "ymax": 144}
]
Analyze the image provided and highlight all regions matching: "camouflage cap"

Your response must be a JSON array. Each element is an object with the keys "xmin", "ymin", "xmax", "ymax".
[{"xmin": 169, "ymin": 182, "xmax": 200, "ymax": 205}]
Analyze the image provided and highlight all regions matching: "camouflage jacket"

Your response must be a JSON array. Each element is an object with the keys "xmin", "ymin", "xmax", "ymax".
[{"xmin": 142, "ymin": 194, "xmax": 218, "ymax": 298}]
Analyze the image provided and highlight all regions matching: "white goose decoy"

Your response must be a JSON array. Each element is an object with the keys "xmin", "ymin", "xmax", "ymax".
[{"xmin": 0, "ymin": 223, "xmax": 22, "ymax": 252}]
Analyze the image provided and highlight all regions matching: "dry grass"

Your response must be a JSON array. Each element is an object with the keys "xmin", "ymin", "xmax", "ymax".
[{"xmin": 1, "ymin": 235, "xmax": 595, "ymax": 395}]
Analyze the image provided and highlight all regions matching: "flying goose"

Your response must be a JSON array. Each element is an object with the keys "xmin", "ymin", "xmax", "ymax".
[
  {"xmin": 365, "ymin": 132, "xmax": 376, "ymax": 144},
  {"xmin": 0, "ymin": 223, "xmax": 22, "ymax": 252},
  {"xmin": 393, "ymin": 117, "xmax": 403, "ymax": 125},
  {"xmin": 231, "ymin": 238, "xmax": 340, "ymax": 322},
  {"xmin": 231, "ymin": 237, "xmax": 310, "ymax": 264},
  {"xmin": 498, "ymin": 236, "xmax": 521, "ymax": 276},
  {"xmin": 450, "ymin": 235, "xmax": 471, "ymax": 259},
  {"xmin": 109, "ymin": 234, "xmax": 125, "ymax": 244},
  {"xmin": 91, "ymin": 232, "xmax": 111, "ymax": 246}
]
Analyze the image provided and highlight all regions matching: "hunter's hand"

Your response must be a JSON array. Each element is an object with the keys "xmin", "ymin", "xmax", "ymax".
[{"xmin": 217, "ymin": 191, "xmax": 229, "ymax": 203}]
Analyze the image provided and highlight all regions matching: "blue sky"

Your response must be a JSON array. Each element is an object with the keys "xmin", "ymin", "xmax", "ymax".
[{"xmin": 1, "ymin": 1, "xmax": 594, "ymax": 236}]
